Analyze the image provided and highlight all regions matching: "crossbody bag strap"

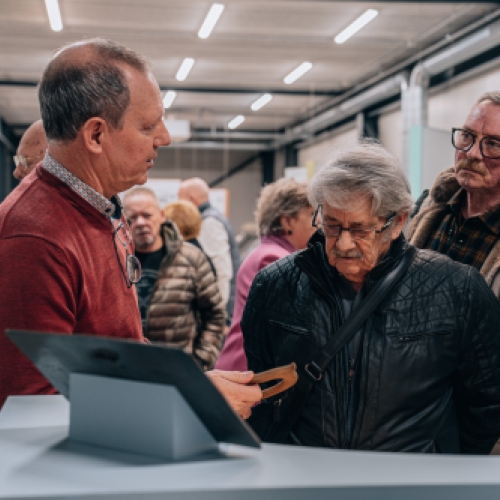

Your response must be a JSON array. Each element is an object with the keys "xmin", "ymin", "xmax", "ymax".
[
  {"xmin": 301, "ymin": 245, "xmax": 416, "ymax": 384},
  {"xmin": 251, "ymin": 246, "xmax": 416, "ymax": 443}
]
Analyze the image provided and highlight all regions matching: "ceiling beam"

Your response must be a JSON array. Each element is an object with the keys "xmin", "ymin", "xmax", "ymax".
[
  {"xmin": 0, "ymin": 79, "xmax": 340, "ymax": 97},
  {"xmin": 316, "ymin": 0, "xmax": 500, "ymax": 2}
]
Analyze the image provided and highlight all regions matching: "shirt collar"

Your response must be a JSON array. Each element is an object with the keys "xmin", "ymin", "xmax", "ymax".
[
  {"xmin": 42, "ymin": 152, "xmax": 121, "ymax": 219},
  {"xmin": 448, "ymin": 187, "xmax": 500, "ymax": 235}
]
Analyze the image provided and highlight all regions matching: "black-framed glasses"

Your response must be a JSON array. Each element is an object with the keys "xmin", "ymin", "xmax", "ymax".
[
  {"xmin": 312, "ymin": 205, "xmax": 396, "ymax": 241},
  {"xmin": 451, "ymin": 128, "xmax": 500, "ymax": 159},
  {"xmin": 110, "ymin": 216, "xmax": 142, "ymax": 288}
]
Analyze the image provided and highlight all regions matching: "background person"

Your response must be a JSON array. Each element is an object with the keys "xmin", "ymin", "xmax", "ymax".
[
  {"xmin": 242, "ymin": 141, "xmax": 500, "ymax": 453},
  {"xmin": 178, "ymin": 177, "xmax": 240, "ymax": 325},
  {"xmin": 124, "ymin": 188, "xmax": 225, "ymax": 371},
  {"xmin": 408, "ymin": 91, "xmax": 500, "ymax": 298},
  {"xmin": 13, "ymin": 120, "xmax": 47, "ymax": 181},
  {"xmin": 216, "ymin": 177, "xmax": 315, "ymax": 372},
  {"xmin": 0, "ymin": 38, "xmax": 261, "ymax": 417},
  {"xmin": 163, "ymin": 199, "xmax": 216, "ymax": 276}
]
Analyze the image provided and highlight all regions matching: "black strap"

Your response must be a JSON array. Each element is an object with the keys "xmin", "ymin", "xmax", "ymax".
[{"xmin": 302, "ymin": 245, "xmax": 417, "ymax": 384}]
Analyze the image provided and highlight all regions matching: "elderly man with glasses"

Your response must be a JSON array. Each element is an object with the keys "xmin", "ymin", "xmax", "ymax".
[
  {"xmin": 408, "ymin": 91, "xmax": 500, "ymax": 300},
  {"xmin": 241, "ymin": 141, "xmax": 500, "ymax": 454},
  {"xmin": 0, "ymin": 38, "xmax": 261, "ymax": 417}
]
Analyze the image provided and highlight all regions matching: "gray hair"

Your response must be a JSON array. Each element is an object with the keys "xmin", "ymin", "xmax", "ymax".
[
  {"xmin": 308, "ymin": 141, "xmax": 413, "ymax": 218},
  {"xmin": 256, "ymin": 177, "xmax": 310, "ymax": 237},
  {"xmin": 39, "ymin": 38, "xmax": 150, "ymax": 142},
  {"xmin": 477, "ymin": 91, "xmax": 500, "ymax": 105}
]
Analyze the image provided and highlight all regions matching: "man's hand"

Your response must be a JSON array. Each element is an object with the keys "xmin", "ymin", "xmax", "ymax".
[{"xmin": 206, "ymin": 370, "xmax": 262, "ymax": 419}]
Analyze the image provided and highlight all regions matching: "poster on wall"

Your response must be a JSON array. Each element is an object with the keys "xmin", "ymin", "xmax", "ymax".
[
  {"xmin": 125, "ymin": 179, "xmax": 229, "ymax": 217},
  {"xmin": 143, "ymin": 179, "xmax": 181, "ymax": 208}
]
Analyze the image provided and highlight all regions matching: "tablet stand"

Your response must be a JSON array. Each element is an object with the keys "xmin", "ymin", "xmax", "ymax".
[{"xmin": 69, "ymin": 373, "xmax": 217, "ymax": 460}]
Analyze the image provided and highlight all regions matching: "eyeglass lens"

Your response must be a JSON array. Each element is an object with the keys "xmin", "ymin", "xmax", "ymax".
[
  {"xmin": 452, "ymin": 128, "xmax": 500, "ymax": 159},
  {"xmin": 126, "ymin": 254, "xmax": 142, "ymax": 284},
  {"xmin": 112, "ymin": 217, "xmax": 142, "ymax": 286}
]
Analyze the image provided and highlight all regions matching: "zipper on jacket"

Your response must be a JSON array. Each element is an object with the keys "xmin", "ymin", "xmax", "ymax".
[
  {"xmin": 273, "ymin": 398, "xmax": 283, "ymax": 422},
  {"xmin": 295, "ymin": 250, "xmax": 348, "ymax": 448}
]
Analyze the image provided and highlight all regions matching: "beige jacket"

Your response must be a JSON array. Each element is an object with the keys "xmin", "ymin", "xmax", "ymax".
[
  {"xmin": 407, "ymin": 167, "xmax": 500, "ymax": 298},
  {"xmin": 146, "ymin": 222, "xmax": 226, "ymax": 370}
]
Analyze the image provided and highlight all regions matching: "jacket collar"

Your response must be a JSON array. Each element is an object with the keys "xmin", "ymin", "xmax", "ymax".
[
  {"xmin": 160, "ymin": 221, "xmax": 182, "ymax": 257},
  {"xmin": 261, "ymin": 233, "xmax": 296, "ymax": 253},
  {"xmin": 198, "ymin": 201, "xmax": 211, "ymax": 213}
]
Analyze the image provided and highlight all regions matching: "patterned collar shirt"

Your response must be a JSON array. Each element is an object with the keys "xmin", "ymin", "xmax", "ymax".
[
  {"xmin": 42, "ymin": 152, "xmax": 122, "ymax": 220},
  {"xmin": 428, "ymin": 188, "xmax": 500, "ymax": 270}
]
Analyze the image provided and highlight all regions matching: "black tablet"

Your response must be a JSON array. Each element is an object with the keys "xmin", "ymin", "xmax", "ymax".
[{"xmin": 6, "ymin": 330, "xmax": 260, "ymax": 449}]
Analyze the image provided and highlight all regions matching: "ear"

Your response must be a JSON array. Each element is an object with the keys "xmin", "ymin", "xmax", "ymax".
[
  {"xmin": 81, "ymin": 117, "xmax": 107, "ymax": 154},
  {"xmin": 390, "ymin": 212, "xmax": 409, "ymax": 240},
  {"xmin": 280, "ymin": 214, "xmax": 293, "ymax": 233}
]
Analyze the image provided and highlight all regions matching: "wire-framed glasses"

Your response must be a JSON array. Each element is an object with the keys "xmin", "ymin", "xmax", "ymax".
[
  {"xmin": 452, "ymin": 128, "xmax": 500, "ymax": 159},
  {"xmin": 110, "ymin": 216, "xmax": 142, "ymax": 288},
  {"xmin": 13, "ymin": 154, "xmax": 43, "ymax": 170},
  {"xmin": 312, "ymin": 205, "xmax": 396, "ymax": 241}
]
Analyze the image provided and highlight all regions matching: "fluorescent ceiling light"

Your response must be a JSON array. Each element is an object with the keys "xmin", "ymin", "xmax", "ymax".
[
  {"xmin": 228, "ymin": 115, "xmax": 245, "ymax": 130},
  {"xmin": 283, "ymin": 62, "xmax": 312, "ymax": 85},
  {"xmin": 163, "ymin": 91, "xmax": 177, "ymax": 109},
  {"xmin": 176, "ymin": 58, "xmax": 195, "ymax": 82},
  {"xmin": 251, "ymin": 93, "xmax": 273, "ymax": 111},
  {"xmin": 198, "ymin": 3, "xmax": 225, "ymax": 39},
  {"xmin": 45, "ymin": 0, "xmax": 63, "ymax": 31},
  {"xmin": 335, "ymin": 9, "xmax": 378, "ymax": 44}
]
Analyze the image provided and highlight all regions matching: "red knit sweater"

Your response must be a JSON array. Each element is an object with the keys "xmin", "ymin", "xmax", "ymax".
[{"xmin": 0, "ymin": 165, "xmax": 143, "ymax": 408}]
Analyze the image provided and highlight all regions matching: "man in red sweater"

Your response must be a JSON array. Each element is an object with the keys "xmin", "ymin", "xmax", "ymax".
[{"xmin": 0, "ymin": 38, "xmax": 261, "ymax": 417}]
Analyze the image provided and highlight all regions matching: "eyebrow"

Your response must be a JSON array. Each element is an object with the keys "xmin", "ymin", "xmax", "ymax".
[{"xmin": 323, "ymin": 215, "xmax": 372, "ymax": 226}]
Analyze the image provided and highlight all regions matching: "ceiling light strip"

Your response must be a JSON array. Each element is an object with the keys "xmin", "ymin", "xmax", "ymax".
[
  {"xmin": 228, "ymin": 115, "xmax": 245, "ymax": 129},
  {"xmin": 283, "ymin": 62, "xmax": 312, "ymax": 85},
  {"xmin": 335, "ymin": 9, "xmax": 378, "ymax": 44},
  {"xmin": 176, "ymin": 58, "xmax": 195, "ymax": 82},
  {"xmin": 45, "ymin": 0, "xmax": 63, "ymax": 32},
  {"xmin": 251, "ymin": 93, "xmax": 273, "ymax": 111},
  {"xmin": 163, "ymin": 91, "xmax": 177, "ymax": 109},
  {"xmin": 198, "ymin": 3, "xmax": 225, "ymax": 39}
]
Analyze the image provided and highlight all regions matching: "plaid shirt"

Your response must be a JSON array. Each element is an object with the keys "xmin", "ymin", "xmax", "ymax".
[{"xmin": 428, "ymin": 188, "xmax": 500, "ymax": 270}]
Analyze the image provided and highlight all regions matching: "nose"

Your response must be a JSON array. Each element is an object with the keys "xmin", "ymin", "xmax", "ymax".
[
  {"xmin": 467, "ymin": 138, "xmax": 483, "ymax": 161},
  {"xmin": 335, "ymin": 229, "xmax": 356, "ymax": 250},
  {"xmin": 135, "ymin": 215, "xmax": 148, "ymax": 226},
  {"xmin": 157, "ymin": 120, "xmax": 171, "ymax": 148}
]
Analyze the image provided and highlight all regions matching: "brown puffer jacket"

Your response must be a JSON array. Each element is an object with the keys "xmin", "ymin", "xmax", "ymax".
[{"xmin": 146, "ymin": 222, "xmax": 226, "ymax": 370}]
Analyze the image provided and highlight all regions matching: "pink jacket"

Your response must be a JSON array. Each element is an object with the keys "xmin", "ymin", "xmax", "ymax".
[{"xmin": 215, "ymin": 234, "xmax": 295, "ymax": 371}]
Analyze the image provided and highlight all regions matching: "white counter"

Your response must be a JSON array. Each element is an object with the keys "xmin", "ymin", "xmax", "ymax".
[{"xmin": 1, "ymin": 395, "xmax": 500, "ymax": 499}]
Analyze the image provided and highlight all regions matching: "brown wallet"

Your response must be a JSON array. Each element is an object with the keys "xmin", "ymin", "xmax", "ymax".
[{"xmin": 250, "ymin": 362, "xmax": 298, "ymax": 399}]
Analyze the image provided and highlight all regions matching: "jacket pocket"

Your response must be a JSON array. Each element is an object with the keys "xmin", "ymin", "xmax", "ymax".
[
  {"xmin": 268, "ymin": 319, "xmax": 309, "ymax": 336},
  {"xmin": 391, "ymin": 329, "xmax": 451, "ymax": 343}
]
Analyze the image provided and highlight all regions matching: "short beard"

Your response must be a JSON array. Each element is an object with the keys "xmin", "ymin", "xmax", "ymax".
[{"xmin": 134, "ymin": 234, "xmax": 155, "ymax": 250}]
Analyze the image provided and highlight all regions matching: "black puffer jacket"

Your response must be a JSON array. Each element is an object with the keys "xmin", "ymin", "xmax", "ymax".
[{"xmin": 241, "ymin": 233, "xmax": 500, "ymax": 454}]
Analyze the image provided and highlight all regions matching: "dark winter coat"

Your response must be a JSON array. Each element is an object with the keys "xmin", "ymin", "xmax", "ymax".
[{"xmin": 241, "ymin": 233, "xmax": 500, "ymax": 453}]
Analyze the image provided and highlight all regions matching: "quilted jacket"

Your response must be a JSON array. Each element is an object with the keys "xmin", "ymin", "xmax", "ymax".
[
  {"xmin": 241, "ymin": 232, "xmax": 500, "ymax": 453},
  {"xmin": 146, "ymin": 222, "xmax": 226, "ymax": 370}
]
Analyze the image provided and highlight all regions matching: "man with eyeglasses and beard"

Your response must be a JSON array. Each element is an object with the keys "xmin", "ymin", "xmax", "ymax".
[
  {"xmin": 0, "ymin": 38, "xmax": 261, "ymax": 418},
  {"xmin": 408, "ymin": 92, "xmax": 500, "ymax": 299},
  {"xmin": 241, "ymin": 141, "xmax": 500, "ymax": 454}
]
